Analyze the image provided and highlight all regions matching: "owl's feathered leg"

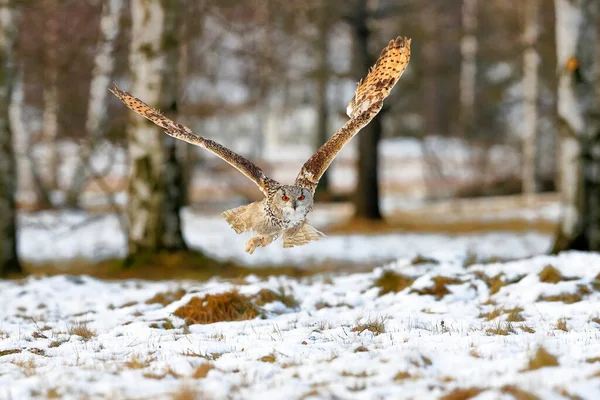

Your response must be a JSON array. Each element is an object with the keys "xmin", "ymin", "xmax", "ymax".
[
  {"xmin": 245, "ymin": 234, "xmax": 277, "ymax": 254},
  {"xmin": 283, "ymin": 222, "xmax": 325, "ymax": 248},
  {"xmin": 222, "ymin": 204, "xmax": 255, "ymax": 234}
]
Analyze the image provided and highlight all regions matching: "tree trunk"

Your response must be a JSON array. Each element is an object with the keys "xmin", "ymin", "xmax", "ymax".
[
  {"xmin": 350, "ymin": 0, "xmax": 382, "ymax": 220},
  {"xmin": 160, "ymin": 0, "xmax": 187, "ymax": 251},
  {"xmin": 457, "ymin": 0, "xmax": 478, "ymax": 138},
  {"xmin": 314, "ymin": 0, "xmax": 331, "ymax": 200},
  {"xmin": 126, "ymin": 0, "xmax": 167, "ymax": 258},
  {"xmin": 41, "ymin": 0, "xmax": 60, "ymax": 195},
  {"xmin": 552, "ymin": 0, "xmax": 599, "ymax": 252},
  {"xmin": 0, "ymin": 0, "xmax": 21, "ymax": 276},
  {"xmin": 67, "ymin": 0, "xmax": 124, "ymax": 207},
  {"xmin": 522, "ymin": 0, "xmax": 540, "ymax": 202}
]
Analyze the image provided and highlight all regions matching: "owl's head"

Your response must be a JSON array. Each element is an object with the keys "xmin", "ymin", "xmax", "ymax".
[{"xmin": 271, "ymin": 185, "xmax": 313, "ymax": 224}]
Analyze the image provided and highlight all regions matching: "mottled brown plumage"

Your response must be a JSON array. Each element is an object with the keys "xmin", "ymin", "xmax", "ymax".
[{"xmin": 111, "ymin": 36, "xmax": 411, "ymax": 253}]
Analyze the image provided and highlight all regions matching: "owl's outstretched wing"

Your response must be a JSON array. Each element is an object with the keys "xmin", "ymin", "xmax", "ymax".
[
  {"xmin": 110, "ymin": 84, "xmax": 277, "ymax": 197},
  {"xmin": 295, "ymin": 36, "xmax": 411, "ymax": 193}
]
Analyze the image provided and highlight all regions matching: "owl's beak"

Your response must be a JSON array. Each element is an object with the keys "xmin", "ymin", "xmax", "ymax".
[{"xmin": 292, "ymin": 200, "xmax": 297, "ymax": 210}]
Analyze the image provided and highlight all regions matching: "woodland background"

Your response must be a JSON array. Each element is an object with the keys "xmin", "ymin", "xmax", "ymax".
[{"xmin": 0, "ymin": 0, "xmax": 599, "ymax": 275}]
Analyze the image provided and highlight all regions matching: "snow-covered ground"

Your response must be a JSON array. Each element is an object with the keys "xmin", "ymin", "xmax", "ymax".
[
  {"xmin": 1, "ymin": 251, "xmax": 599, "ymax": 399},
  {"xmin": 18, "ymin": 209, "xmax": 552, "ymax": 267}
]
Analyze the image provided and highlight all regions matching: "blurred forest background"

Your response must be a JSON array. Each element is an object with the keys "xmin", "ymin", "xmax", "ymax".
[{"xmin": 0, "ymin": 0, "xmax": 599, "ymax": 276}]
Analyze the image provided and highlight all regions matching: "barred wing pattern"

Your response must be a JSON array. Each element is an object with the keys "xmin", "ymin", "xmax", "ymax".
[
  {"xmin": 295, "ymin": 36, "xmax": 411, "ymax": 193},
  {"xmin": 110, "ymin": 84, "xmax": 277, "ymax": 197}
]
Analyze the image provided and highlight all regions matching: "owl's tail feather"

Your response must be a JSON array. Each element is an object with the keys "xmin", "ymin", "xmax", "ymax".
[
  {"xmin": 283, "ymin": 223, "xmax": 325, "ymax": 248},
  {"xmin": 222, "ymin": 204, "xmax": 252, "ymax": 234}
]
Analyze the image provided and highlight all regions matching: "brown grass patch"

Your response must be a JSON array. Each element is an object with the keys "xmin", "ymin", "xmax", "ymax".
[
  {"xmin": 520, "ymin": 325, "xmax": 535, "ymax": 333},
  {"xmin": 0, "ymin": 349, "xmax": 22, "ymax": 357},
  {"xmin": 192, "ymin": 363, "xmax": 214, "ymax": 379},
  {"xmin": 505, "ymin": 307, "xmax": 525, "ymax": 322},
  {"xmin": 478, "ymin": 307, "xmax": 503, "ymax": 321},
  {"xmin": 394, "ymin": 371, "xmax": 414, "ymax": 381},
  {"xmin": 440, "ymin": 388, "xmax": 484, "ymax": 400},
  {"xmin": 174, "ymin": 290, "xmax": 261, "ymax": 325},
  {"xmin": 68, "ymin": 321, "xmax": 96, "ymax": 341},
  {"xmin": 538, "ymin": 265, "xmax": 577, "ymax": 284},
  {"xmin": 351, "ymin": 317, "xmax": 388, "ymax": 335},
  {"xmin": 555, "ymin": 318, "xmax": 568, "ymax": 332},
  {"xmin": 586, "ymin": 357, "xmax": 600, "ymax": 363},
  {"xmin": 373, "ymin": 271, "xmax": 415, "ymax": 296},
  {"xmin": 524, "ymin": 347, "xmax": 559, "ymax": 371},
  {"xmin": 145, "ymin": 289, "xmax": 187, "ymax": 306},
  {"xmin": 411, "ymin": 276, "xmax": 462, "ymax": 299},
  {"xmin": 149, "ymin": 319, "xmax": 176, "ymax": 330},
  {"xmin": 500, "ymin": 385, "xmax": 540, "ymax": 400},
  {"xmin": 260, "ymin": 353, "xmax": 277, "ymax": 363},
  {"xmin": 253, "ymin": 288, "xmax": 299, "ymax": 308},
  {"xmin": 125, "ymin": 354, "xmax": 156, "ymax": 370},
  {"xmin": 171, "ymin": 385, "xmax": 202, "ymax": 400},
  {"xmin": 486, "ymin": 321, "xmax": 515, "ymax": 336},
  {"xmin": 411, "ymin": 255, "xmax": 439, "ymax": 265},
  {"xmin": 354, "ymin": 346, "xmax": 369, "ymax": 353},
  {"xmin": 537, "ymin": 285, "xmax": 591, "ymax": 303}
]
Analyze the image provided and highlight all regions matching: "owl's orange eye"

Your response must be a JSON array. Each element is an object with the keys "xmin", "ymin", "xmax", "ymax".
[
  {"xmin": 298, "ymin": 195, "xmax": 305, "ymax": 201},
  {"xmin": 282, "ymin": 195, "xmax": 290, "ymax": 201}
]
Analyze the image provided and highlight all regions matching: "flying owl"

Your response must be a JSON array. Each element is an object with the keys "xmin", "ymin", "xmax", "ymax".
[{"xmin": 111, "ymin": 36, "xmax": 411, "ymax": 254}]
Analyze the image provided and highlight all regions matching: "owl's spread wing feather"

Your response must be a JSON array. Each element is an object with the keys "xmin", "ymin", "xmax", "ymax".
[
  {"xmin": 110, "ymin": 84, "xmax": 277, "ymax": 197},
  {"xmin": 295, "ymin": 36, "xmax": 411, "ymax": 193}
]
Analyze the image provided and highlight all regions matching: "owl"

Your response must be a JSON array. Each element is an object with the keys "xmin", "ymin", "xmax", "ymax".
[{"xmin": 111, "ymin": 36, "xmax": 411, "ymax": 254}]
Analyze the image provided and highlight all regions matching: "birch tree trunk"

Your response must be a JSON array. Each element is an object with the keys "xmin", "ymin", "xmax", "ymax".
[
  {"xmin": 552, "ymin": 0, "xmax": 599, "ymax": 252},
  {"xmin": 126, "ymin": 0, "xmax": 167, "ymax": 258},
  {"xmin": 351, "ymin": 0, "xmax": 382, "ymax": 220},
  {"xmin": 457, "ymin": 0, "xmax": 478, "ymax": 138},
  {"xmin": 67, "ymin": 0, "xmax": 124, "ymax": 207},
  {"xmin": 0, "ymin": 0, "xmax": 21, "ymax": 276},
  {"xmin": 522, "ymin": 0, "xmax": 540, "ymax": 202},
  {"xmin": 41, "ymin": 0, "xmax": 60, "ymax": 195}
]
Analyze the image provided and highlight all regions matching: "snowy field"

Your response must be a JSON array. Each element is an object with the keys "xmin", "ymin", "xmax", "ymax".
[
  {"xmin": 1, "ymin": 251, "xmax": 599, "ymax": 399},
  {"xmin": 18, "ymin": 209, "xmax": 552, "ymax": 268},
  {"xmin": 4, "ymin": 209, "xmax": 600, "ymax": 399}
]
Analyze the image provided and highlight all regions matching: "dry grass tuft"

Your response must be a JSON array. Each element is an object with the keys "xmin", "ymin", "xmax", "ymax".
[
  {"xmin": 592, "ymin": 273, "xmax": 600, "ymax": 291},
  {"xmin": 149, "ymin": 319, "xmax": 176, "ymax": 330},
  {"xmin": 260, "ymin": 353, "xmax": 277, "ymax": 363},
  {"xmin": 125, "ymin": 354, "xmax": 156, "ymax": 370},
  {"xmin": 394, "ymin": 371, "xmax": 415, "ymax": 381},
  {"xmin": 0, "ymin": 349, "xmax": 22, "ymax": 357},
  {"xmin": 145, "ymin": 288, "xmax": 187, "ymax": 306},
  {"xmin": 520, "ymin": 325, "xmax": 535, "ymax": 334},
  {"xmin": 68, "ymin": 321, "xmax": 96, "ymax": 341},
  {"xmin": 555, "ymin": 318, "xmax": 569, "ymax": 332},
  {"xmin": 485, "ymin": 321, "xmax": 515, "ymax": 336},
  {"xmin": 253, "ymin": 288, "xmax": 299, "ymax": 308},
  {"xmin": 478, "ymin": 307, "xmax": 503, "ymax": 321},
  {"xmin": 538, "ymin": 285, "xmax": 591, "ymax": 304},
  {"xmin": 13, "ymin": 358, "xmax": 37, "ymax": 377},
  {"xmin": 373, "ymin": 270, "xmax": 415, "ymax": 296},
  {"xmin": 411, "ymin": 254, "xmax": 439, "ymax": 265},
  {"xmin": 174, "ymin": 289, "xmax": 261, "ymax": 325},
  {"xmin": 411, "ymin": 276, "xmax": 462, "ymax": 299},
  {"xmin": 500, "ymin": 385, "xmax": 540, "ymax": 400},
  {"xmin": 354, "ymin": 345, "xmax": 369, "ymax": 353},
  {"xmin": 440, "ymin": 388, "xmax": 484, "ymax": 400},
  {"xmin": 505, "ymin": 307, "xmax": 525, "ymax": 322},
  {"xmin": 592, "ymin": 317, "xmax": 600, "ymax": 325},
  {"xmin": 192, "ymin": 363, "xmax": 214, "ymax": 379},
  {"xmin": 351, "ymin": 317, "xmax": 388, "ymax": 335},
  {"xmin": 171, "ymin": 385, "xmax": 202, "ymax": 400},
  {"xmin": 524, "ymin": 347, "xmax": 559, "ymax": 371},
  {"xmin": 586, "ymin": 357, "xmax": 600, "ymax": 363},
  {"xmin": 538, "ymin": 265, "xmax": 577, "ymax": 284}
]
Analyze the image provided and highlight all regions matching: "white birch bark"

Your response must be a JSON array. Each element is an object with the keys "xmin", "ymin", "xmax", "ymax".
[
  {"xmin": 553, "ymin": 0, "xmax": 598, "ymax": 251},
  {"xmin": 522, "ymin": 0, "xmax": 540, "ymax": 202},
  {"xmin": 0, "ymin": 0, "xmax": 21, "ymax": 275},
  {"xmin": 458, "ymin": 0, "xmax": 478, "ymax": 138},
  {"xmin": 126, "ymin": 0, "xmax": 166, "ymax": 254},
  {"xmin": 86, "ymin": 0, "xmax": 124, "ymax": 137}
]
